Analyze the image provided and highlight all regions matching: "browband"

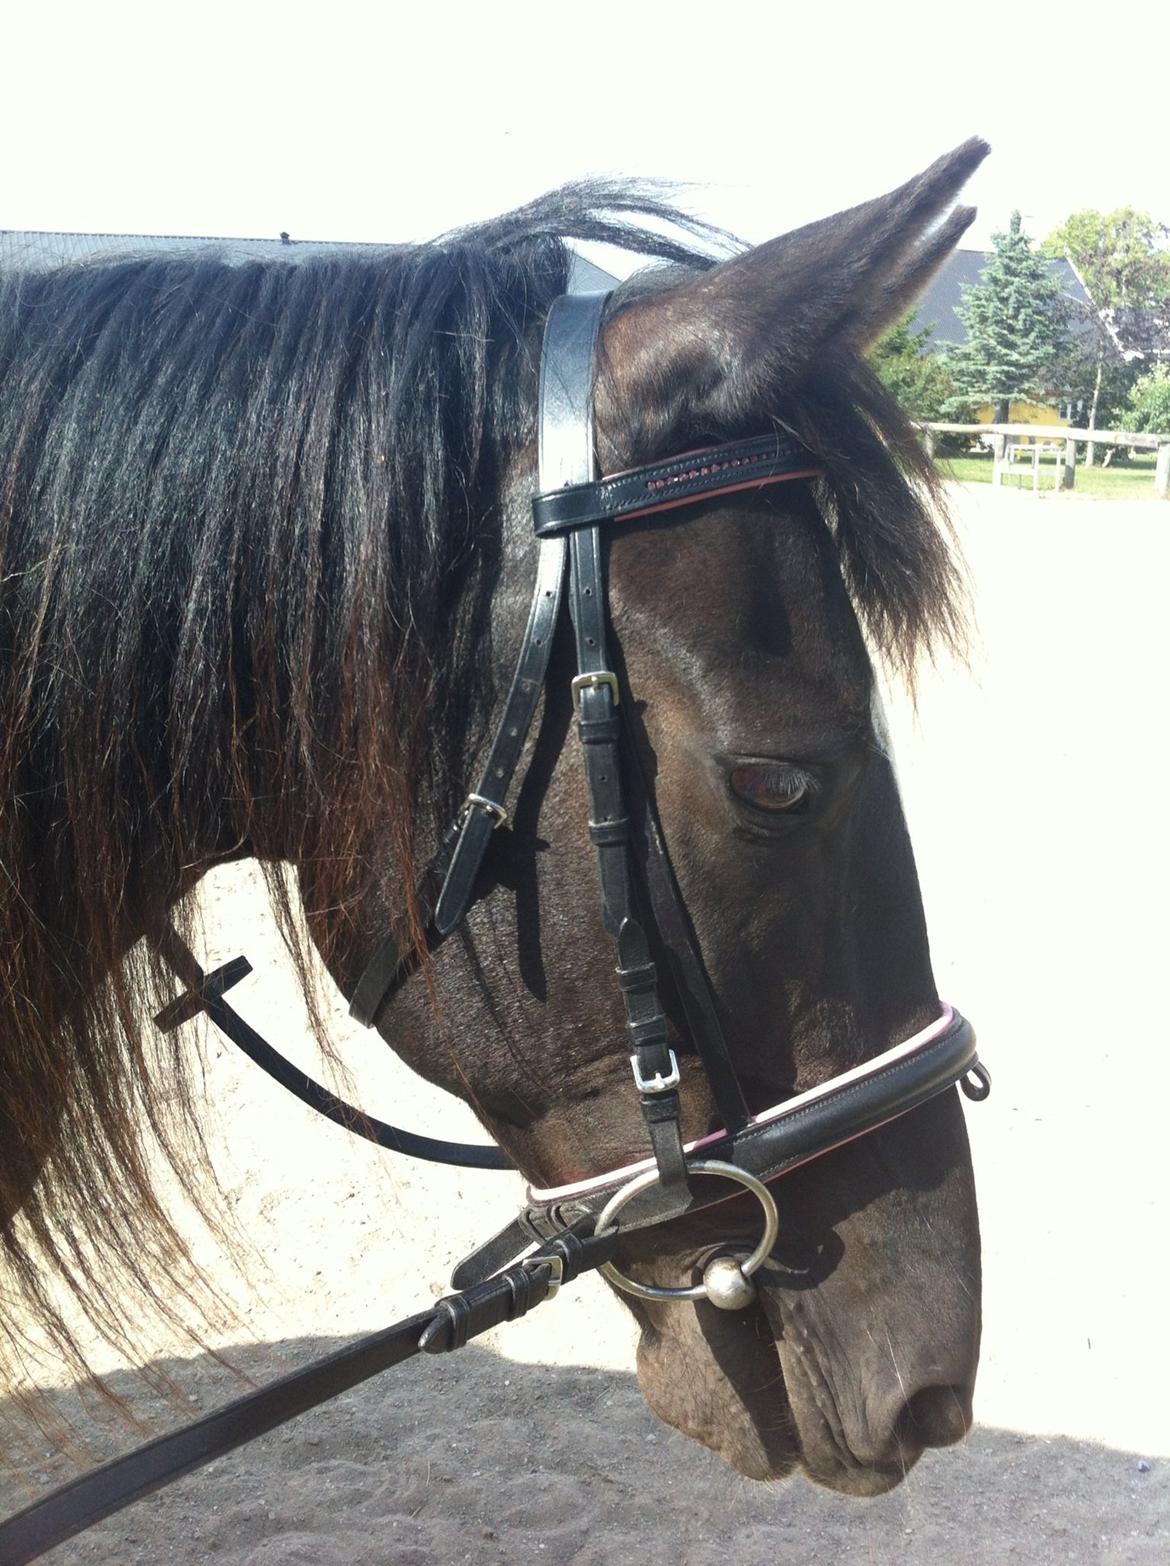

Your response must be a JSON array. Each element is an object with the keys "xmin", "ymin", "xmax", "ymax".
[{"xmin": 532, "ymin": 432, "xmax": 823, "ymax": 536}]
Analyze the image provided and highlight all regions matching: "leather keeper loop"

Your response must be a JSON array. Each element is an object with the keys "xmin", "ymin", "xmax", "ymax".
[
  {"xmin": 547, "ymin": 1230, "xmax": 586, "ymax": 1285},
  {"xmin": 629, "ymin": 1017, "xmax": 669, "ymax": 1050},
  {"xmin": 589, "ymin": 817, "xmax": 630, "ymax": 847},
  {"xmin": 504, "ymin": 1264, "xmax": 542, "ymax": 1321},
  {"xmin": 640, "ymin": 1084, "xmax": 682, "ymax": 1120},
  {"xmin": 428, "ymin": 1292, "xmax": 472, "ymax": 1353},
  {"xmin": 616, "ymin": 959, "xmax": 657, "ymax": 992},
  {"xmin": 577, "ymin": 717, "xmax": 621, "ymax": 745}
]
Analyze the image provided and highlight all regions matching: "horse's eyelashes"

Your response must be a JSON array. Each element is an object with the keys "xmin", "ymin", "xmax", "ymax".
[{"xmin": 728, "ymin": 762, "xmax": 814, "ymax": 814}]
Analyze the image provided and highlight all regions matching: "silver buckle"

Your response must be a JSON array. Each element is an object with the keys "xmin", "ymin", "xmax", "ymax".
[
  {"xmin": 571, "ymin": 670, "xmax": 620, "ymax": 712},
  {"xmin": 630, "ymin": 1047, "xmax": 680, "ymax": 1094},
  {"xmin": 522, "ymin": 1252, "xmax": 564, "ymax": 1300},
  {"xmin": 460, "ymin": 793, "xmax": 508, "ymax": 830}
]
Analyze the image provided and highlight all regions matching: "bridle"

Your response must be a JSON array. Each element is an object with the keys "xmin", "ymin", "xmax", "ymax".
[
  {"xmin": 348, "ymin": 289, "xmax": 988, "ymax": 1300},
  {"xmin": 1, "ymin": 290, "xmax": 989, "ymax": 1563}
]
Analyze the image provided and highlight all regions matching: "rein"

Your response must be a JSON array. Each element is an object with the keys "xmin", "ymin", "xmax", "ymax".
[{"xmin": 1, "ymin": 291, "xmax": 990, "ymax": 1562}]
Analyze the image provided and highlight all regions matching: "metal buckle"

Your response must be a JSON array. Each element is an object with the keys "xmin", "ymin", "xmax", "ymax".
[
  {"xmin": 522, "ymin": 1252, "xmax": 564, "ymax": 1300},
  {"xmin": 460, "ymin": 793, "xmax": 508, "ymax": 830},
  {"xmin": 570, "ymin": 670, "xmax": 620, "ymax": 712},
  {"xmin": 630, "ymin": 1047, "xmax": 680, "ymax": 1095}
]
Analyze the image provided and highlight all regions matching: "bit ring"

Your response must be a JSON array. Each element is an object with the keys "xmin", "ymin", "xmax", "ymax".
[{"xmin": 595, "ymin": 1159, "xmax": 779, "ymax": 1304}]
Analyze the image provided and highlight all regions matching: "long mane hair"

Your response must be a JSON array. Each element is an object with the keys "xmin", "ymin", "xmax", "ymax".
[{"xmin": 0, "ymin": 186, "xmax": 961, "ymax": 1392}]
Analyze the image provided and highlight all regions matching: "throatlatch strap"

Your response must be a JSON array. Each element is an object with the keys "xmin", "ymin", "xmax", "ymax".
[
  {"xmin": 434, "ymin": 531, "xmax": 568, "ymax": 935},
  {"xmin": 157, "ymin": 929, "xmax": 510, "ymax": 1170}
]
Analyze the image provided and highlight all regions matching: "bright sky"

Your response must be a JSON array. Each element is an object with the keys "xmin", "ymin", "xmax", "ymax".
[{"xmin": 4, "ymin": 2, "xmax": 1168, "ymax": 264}]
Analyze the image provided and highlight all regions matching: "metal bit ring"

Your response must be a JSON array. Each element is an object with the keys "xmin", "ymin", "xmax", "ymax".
[{"xmin": 595, "ymin": 1159, "xmax": 779, "ymax": 1307}]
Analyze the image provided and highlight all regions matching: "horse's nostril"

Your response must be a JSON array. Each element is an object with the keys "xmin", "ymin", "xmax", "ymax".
[{"xmin": 897, "ymin": 1385, "xmax": 974, "ymax": 1449}]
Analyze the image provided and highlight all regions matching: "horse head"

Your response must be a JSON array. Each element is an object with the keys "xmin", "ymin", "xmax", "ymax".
[{"xmin": 319, "ymin": 141, "xmax": 989, "ymax": 1492}]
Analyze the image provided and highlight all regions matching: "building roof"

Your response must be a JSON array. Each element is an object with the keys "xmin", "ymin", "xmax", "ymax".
[
  {"xmin": 909, "ymin": 249, "xmax": 1094, "ymax": 346},
  {"xmin": 0, "ymin": 228, "xmax": 618, "ymax": 294}
]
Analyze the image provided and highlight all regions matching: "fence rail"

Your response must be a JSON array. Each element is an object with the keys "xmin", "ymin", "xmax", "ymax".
[{"xmin": 919, "ymin": 422, "xmax": 1170, "ymax": 498}]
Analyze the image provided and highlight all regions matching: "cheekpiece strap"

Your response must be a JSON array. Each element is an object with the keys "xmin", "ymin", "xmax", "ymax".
[{"xmin": 538, "ymin": 293, "xmax": 691, "ymax": 1207}]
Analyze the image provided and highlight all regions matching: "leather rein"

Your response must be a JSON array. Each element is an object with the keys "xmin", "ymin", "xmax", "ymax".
[{"xmin": 0, "ymin": 291, "xmax": 989, "ymax": 1564}]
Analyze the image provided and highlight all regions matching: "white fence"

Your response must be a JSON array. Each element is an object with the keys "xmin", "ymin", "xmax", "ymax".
[{"xmin": 920, "ymin": 422, "xmax": 1170, "ymax": 498}]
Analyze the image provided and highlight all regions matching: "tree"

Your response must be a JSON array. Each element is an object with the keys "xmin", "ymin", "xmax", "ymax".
[
  {"xmin": 1125, "ymin": 364, "xmax": 1170, "ymax": 434},
  {"xmin": 946, "ymin": 212, "xmax": 1068, "ymax": 423},
  {"xmin": 1042, "ymin": 208, "xmax": 1170, "ymax": 317},
  {"xmin": 1042, "ymin": 208, "xmax": 1170, "ymax": 460},
  {"xmin": 868, "ymin": 313, "xmax": 954, "ymax": 423}
]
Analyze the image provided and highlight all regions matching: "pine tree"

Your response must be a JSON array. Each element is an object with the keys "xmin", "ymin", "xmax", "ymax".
[
  {"xmin": 947, "ymin": 212, "xmax": 1068, "ymax": 422},
  {"xmin": 869, "ymin": 313, "xmax": 954, "ymax": 422}
]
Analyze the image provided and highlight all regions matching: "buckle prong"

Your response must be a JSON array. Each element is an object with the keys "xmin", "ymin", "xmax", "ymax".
[
  {"xmin": 522, "ymin": 1252, "xmax": 564, "ymax": 1299},
  {"xmin": 571, "ymin": 671, "xmax": 620, "ymax": 712}
]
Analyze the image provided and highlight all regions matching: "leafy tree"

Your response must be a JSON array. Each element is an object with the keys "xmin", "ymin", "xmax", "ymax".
[
  {"xmin": 868, "ymin": 313, "xmax": 954, "ymax": 422},
  {"xmin": 1041, "ymin": 208, "xmax": 1170, "ymax": 317},
  {"xmin": 1042, "ymin": 208, "xmax": 1170, "ymax": 458},
  {"xmin": 946, "ymin": 212, "xmax": 1068, "ymax": 422},
  {"xmin": 1124, "ymin": 364, "xmax": 1170, "ymax": 433}
]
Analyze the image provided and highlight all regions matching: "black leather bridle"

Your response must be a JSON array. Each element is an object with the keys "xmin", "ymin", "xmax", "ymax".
[{"xmin": 0, "ymin": 291, "xmax": 989, "ymax": 1563}]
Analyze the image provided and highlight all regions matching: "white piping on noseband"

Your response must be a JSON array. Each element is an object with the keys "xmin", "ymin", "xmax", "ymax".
[{"xmin": 529, "ymin": 1004, "xmax": 957, "ymax": 1204}]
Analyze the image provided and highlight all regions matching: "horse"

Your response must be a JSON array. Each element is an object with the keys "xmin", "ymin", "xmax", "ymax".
[{"xmin": 0, "ymin": 139, "xmax": 988, "ymax": 1500}]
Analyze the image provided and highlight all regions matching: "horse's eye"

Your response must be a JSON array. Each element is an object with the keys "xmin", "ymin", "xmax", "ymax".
[{"xmin": 729, "ymin": 763, "xmax": 812, "ymax": 814}]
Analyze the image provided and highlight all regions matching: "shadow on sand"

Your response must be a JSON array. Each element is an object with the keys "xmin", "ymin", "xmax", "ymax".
[{"xmin": 2, "ymin": 1338, "xmax": 1164, "ymax": 1566}]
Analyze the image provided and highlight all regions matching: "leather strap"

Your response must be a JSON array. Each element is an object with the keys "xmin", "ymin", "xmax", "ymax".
[
  {"xmin": 157, "ymin": 929, "xmax": 511, "ymax": 1171},
  {"xmin": 0, "ymin": 1231, "xmax": 615, "ymax": 1566},
  {"xmin": 541, "ymin": 293, "xmax": 691, "ymax": 1207},
  {"xmin": 533, "ymin": 433, "xmax": 823, "ymax": 535},
  {"xmin": 433, "ymin": 533, "xmax": 569, "ymax": 935},
  {"xmin": 620, "ymin": 704, "xmax": 752, "ymax": 1135},
  {"xmin": 450, "ymin": 1008, "xmax": 979, "ymax": 1288}
]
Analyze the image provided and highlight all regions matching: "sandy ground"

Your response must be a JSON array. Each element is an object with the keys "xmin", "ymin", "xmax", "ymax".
[{"xmin": 2, "ymin": 483, "xmax": 1168, "ymax": 1564}]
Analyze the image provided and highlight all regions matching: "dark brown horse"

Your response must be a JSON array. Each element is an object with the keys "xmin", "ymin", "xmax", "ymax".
[{"xmin": 0, "ymin": 141, "xmax": 986, "ymax": 1497}]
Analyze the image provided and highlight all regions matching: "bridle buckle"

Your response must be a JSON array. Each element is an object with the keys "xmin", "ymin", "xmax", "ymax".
[
  {"xmin": 459, "ymin": 793, "xmax": 509, "ymax": 830},
  {"xmin": 571, "ymin": 670, "xmax": 620, "ymax": 712},
  {"xmin": 630, "ymin": 1047, "xmax": 680, "ymax": 1094},
  {"xmin": 521, "ymin": 1251, "xmax": 564, "ymax": 1299}
]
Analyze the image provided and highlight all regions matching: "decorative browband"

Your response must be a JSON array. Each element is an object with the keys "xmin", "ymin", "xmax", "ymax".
[{"xmin": 531, "ymin": 432, "xmax": 823, "ymax": 536}]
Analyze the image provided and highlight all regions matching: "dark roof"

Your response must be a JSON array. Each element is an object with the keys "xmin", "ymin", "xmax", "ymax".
[
  {"xmin": 909, "ymin": 249, "xmax": 1094, "ymax": 346},
  {"xmin": 0, "ymin": 229, "xmax": 618, "ymax": 294}
]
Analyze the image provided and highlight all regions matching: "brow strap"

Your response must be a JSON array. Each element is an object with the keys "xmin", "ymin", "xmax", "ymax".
[{"xmin": 533, "ymin": 433, "xmax": 822, "ymax": 536}]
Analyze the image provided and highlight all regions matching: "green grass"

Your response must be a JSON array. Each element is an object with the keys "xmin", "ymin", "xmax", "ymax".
[{"xmin": 939, "ymin": 449, "xmax": 1162, "ymax": 500}]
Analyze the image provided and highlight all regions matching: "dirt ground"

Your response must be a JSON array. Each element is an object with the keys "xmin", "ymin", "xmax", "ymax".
[{"xmin": 2, "ymin": 484, "xmax": 1167, "ymax": 1564}]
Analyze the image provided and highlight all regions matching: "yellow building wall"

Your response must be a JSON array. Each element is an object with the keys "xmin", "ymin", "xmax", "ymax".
[{"xmin": 975, "ymin": 400, "xmax": 1069, "ymax": 434}]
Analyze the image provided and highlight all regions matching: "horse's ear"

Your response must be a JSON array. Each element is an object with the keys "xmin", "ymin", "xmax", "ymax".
[{"xmin": 598, "ymin": 139, "xmax": 989, "ymax": 442}]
